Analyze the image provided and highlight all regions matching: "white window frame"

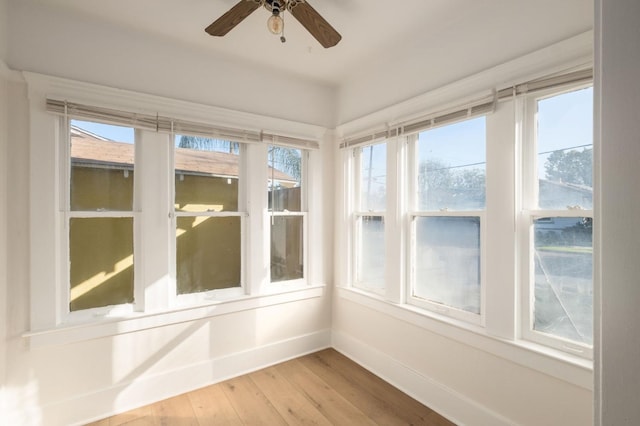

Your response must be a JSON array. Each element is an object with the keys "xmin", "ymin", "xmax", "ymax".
[
  {"xmin": 268, "ymin": 147, "xmax": 309, "ymax": 290},
  {"xmin": 519, "ymin": 84, "xmax": 594, "ymax": 358},
  {"xmin": 405, "ymin": 121, "xmax": 487, "ymax": 326},
  {"xmin": 171, "ymin": 137, "xmax": 248, "ymax": 306},
  {"xmin": 59, "ymin": 119, "xmax": 141, "ymax": 322},
  {"xmin": 24, "ymin": 73, "xmax": 325, "ymax": 344},
  {"xmin": 352, "ymin": 141, "xmax": 387, "ymax": 296}
]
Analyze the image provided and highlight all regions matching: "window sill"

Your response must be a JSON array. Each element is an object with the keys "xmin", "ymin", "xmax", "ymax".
[
  {"xmin": 24, "ymin": 285, "xmax": 325, "ymax": 348},
  {"xmin": 337, "ymin": 286, "xmax": 593, "ymax": 390}
]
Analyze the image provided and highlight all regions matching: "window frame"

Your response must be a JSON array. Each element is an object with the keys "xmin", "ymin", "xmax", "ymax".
[
  {"xmin": 59, "ymin": 119, "xmax": 141, "ymax": 322},
  {"xmin": 24, "ymin": 72, "xmax": 325, "ymax": 338},
  {"xmin": 352, "ymin": 141, "xmax": 387, "ymax": 296},
  {"xmin": 171, "ymin": 136, "xmax": 249, "ymax": 306},
  {"xmin": 405, "ymin": 120, "xmax": 487, "ymax": 326},
  {"xmin": 268, "ymin": 146, "xmax": 309, "ymax": 290},
  {"xmin": 519, "ymin": 84, "xmax": 594, "ymax": 358},
  {"xmin": 340, "ymin": 77, "xmax": 594, "ymax": 360}
]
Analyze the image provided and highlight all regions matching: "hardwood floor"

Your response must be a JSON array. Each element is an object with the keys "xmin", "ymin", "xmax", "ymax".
[{"xmin": 87, "ymin": 349, "xmax": 455, "ymax": 426}]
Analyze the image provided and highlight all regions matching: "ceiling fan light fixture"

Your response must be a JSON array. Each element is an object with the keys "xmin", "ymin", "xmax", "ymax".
[
  {"xmin": 267, "ymin": 13, "xmax": 284, "ymax": 34},
  {"xmin": 206, "ymin": 0, "xmax": 341, "ymax": 48}
]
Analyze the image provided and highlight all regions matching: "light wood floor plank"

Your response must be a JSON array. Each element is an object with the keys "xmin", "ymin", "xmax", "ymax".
[
  {"xmin": 275, "ymin": 358, "xmax": 377, "ymax": 425},
  {"xmin": 249, "ymin": 365, "xmax": 334, "ymax": 425},
  {"xmin": 221, "ymin": 375, "xmax": 288, "ymax": 425},
  {"xmin": 307, "ymin": 349, "xmax": 455, "ymax": 425},
  {"xmin": 187, "ymin": 382, "xmax": 242, "ymax": 425},
  {"xmin": 299, "ymin": 349, "xmax": 435, "ymax": 425},
  {"xmin": 150, "ymin": 393, "xmax": 198, "ymax": 426},
  {"xmin": 86, "ymin": 405, "xmax": 154, "ymax": 426}
]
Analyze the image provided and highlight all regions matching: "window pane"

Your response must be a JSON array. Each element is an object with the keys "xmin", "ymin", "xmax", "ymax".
[
  {"xmin": 176, "ymin": 216, "xmax": 241, "ymax": 294},
  {"xmin": 533, "ymin": 217, "xmax": 593, "ymax": 344},
  {"xmin": 417, "ymin": 117, "xmax": 486, "ymax": 211},
  {"xmin": 268, "ymin": 146, "xmax": 302, "ymax": 212},
  {"xmin": 70, "ymin": 120, "xmax": 135, "ymax": 211},
  {"xmin": 69, "ymin": 217, "xmax": 134, "ymax": 311},
  {"xmin": 414, "ymin": 216, "xmax": 481, "ymax": 314},
  {"xmin": 271, "ymin": 216, "xmax": 303, "ymax": 282},
  {"xmin": 537, "ymin": 87, "xmax": 593, "ymax": 209},
  {"xmin": 356, "ymin": 216, "xmax": 385, "ymax": 290},
  {"xmin": 360, "ymin": 143, "xmax": 386, "ymax": 212},
  {"xmin": 175, "ymin": 136, "xmax": 240, "ymax": 212}
]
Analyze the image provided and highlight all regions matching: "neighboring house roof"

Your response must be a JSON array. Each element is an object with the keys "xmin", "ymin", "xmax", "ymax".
[
  {"xmin": 539, "ymin": 178, "xmax": 592, "ymax": 194},
  {"xmin": 70, "ymin": 129, "xmax": 296, "ymax": 183}
]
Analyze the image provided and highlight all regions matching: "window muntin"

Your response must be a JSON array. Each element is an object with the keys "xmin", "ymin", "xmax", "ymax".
[
  {"xmin": 354, "ymin": 142, "xmax": 387, "ymax": 292},
  {"xmin": 524, "ymin": 86, "xmax": 594, "ymax": 350},
  {"xmin": 67, "ymin": 120, "xmax": 136, "ymax": 313},
  {"xmin": 174, "ymin": 136, "xmax": 244, "ymax": 295},
  {"xmin": 268, "ymin": 145, "xmax": 305, "ymax": 283},
  {"xmin": 409, "ymin": 117, "xmax": 486, "ymax": 320}
]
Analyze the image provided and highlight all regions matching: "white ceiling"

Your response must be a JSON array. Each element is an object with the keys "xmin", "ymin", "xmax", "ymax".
[{"xmin": 27, "ymin": 0, "xmax": 594, "ymax": 87}]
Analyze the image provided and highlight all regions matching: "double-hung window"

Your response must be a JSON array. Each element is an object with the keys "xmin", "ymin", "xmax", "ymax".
[
  {"xmin": 353, "ymin": 142, "xmax": 387, "ymax": 294},
  {"xmin": 521, "ymin": 85, "xmax": 593, "ymax": 353},
  {"xmin": 174, "ymin": 136, "xmax": 245, "ymax": 302},
  {"xmin": 66, "ymin": 120, "xmax": 137, "ymax": 316},
  {"xmin": 28, "ymin": 81, "xmax": 323, "ymax": 339},
  {"xmin": 268, "ymin": 145, "xmax": 306, "ymax": 284},
  {"xmin": 407, "ymin": 117, "xmax": 486, "ymax": 322}
]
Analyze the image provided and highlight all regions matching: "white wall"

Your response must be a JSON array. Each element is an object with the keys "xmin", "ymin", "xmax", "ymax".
[
  {"xmin": 333, "ymin": 299, "xmax": 592, "ymax": 425},
  {"xmin": 6, "ymin": 0, "xmax": 336, "ymax": 128},
  {"xmin": 335, "ymin": 0, "xmax": 592, "ymax": 125},
  {"xmin": 0, "ymin": 64, "xmax": 9, "ymax": 426},
  {"xmin": 595, "ymin": 0, "xmax": 640, "ymax": 424},
  {"xmin": 0, "ymin": 0, "xmax": 7, "ymax": 61},
  {"xmin": 1, "ymin": 0, "xmax": 10, "ymax": 411}
]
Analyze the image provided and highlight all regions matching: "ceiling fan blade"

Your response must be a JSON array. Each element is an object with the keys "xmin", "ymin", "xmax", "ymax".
[
  {"xmin": 205, "ymin": 0, "xmax": 262, "ymax": 37},
  {"xmin": 289, "ymin": 1, "xmax": 341, "ymax": 48}
]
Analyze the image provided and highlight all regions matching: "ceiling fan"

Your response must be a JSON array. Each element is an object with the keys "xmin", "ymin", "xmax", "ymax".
[{"xmin": 205, "ymin": 0, "xmax": 342, "ymax": 48}]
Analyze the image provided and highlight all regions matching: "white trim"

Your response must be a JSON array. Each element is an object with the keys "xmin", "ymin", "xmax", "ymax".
[
  {"xmin": 519, "ymin": 84, "xmax": 594, "ymax": 358},
  {"xmin": 337, "ymin": 287, "xmax": 593, "ymax": 390},
  {"xmin": 331, "ymin": 330, "xmax": 515, "ymax": 426},
  {"xmin": 36, "ymin": 329, "xmax": 331, "ymax": 426},
  {"xmin": 335, "ymin": 31, "xmax": 593, "ymax": 142},
  {"xmin": 24, "ymin": 285, "xmax": 325, "ymax": 348},
  {"xmin": 23, "ymin": 72, "xmax": 326, "ymax": 146}
]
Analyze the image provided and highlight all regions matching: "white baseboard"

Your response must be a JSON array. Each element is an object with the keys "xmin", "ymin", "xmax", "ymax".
[
  {"xmin": 331, "ymin": 330, "xmax": 515, "ymax": 426},
  {"xmin": 40, "ymin": 329, "xmax": 331, "ymax": 426}
]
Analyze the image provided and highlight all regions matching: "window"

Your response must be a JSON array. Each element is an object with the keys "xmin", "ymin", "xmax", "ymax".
[
  {"xmin": 174, "ymin": 136, "xmax": 245, "ymax": 300},
  {"xmin": 60, "ymin": 122, "xmax": 315, "ymax": 319},
  {"xmin": 67, "ymin": 120, "xmax": 136, "ymax": 314},
  {"xmin": 522, "ymin": 86, "xmax": 593, "ymax": 350},
  {"xmin": 268, "ymin": 145, "xmax": 306, "ymax": 283},
  {"xmin": 335, "ymin": 68, "xmax": 594, "ymax": 367},
  {"xmin": 353, "ymin": 142, "xmax": 387, "ymax": 293},
  {"xmin": 408, "ymin": 117, "xmax": 486, "ymax": 321},
  {"xmin": 27, "ymin": 79, "xmax": 325, "ymax": 341}
]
